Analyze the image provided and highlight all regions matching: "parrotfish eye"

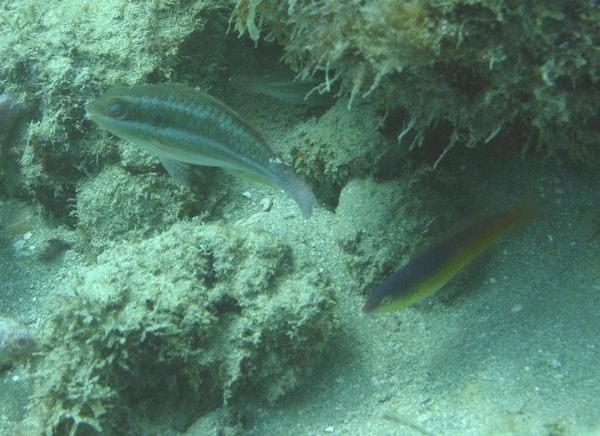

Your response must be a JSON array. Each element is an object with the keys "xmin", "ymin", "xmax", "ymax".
[
  {"xmin": 106, "ymin": 99, "xmax": 127, "ymax": 119},
  {"xmin": 381, "ymin": 297, "xmax": 391, "ymax": 306}
]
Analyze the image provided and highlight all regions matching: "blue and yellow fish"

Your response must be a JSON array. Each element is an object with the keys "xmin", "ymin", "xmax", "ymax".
[{"xmin": 362, "ymin": 200, "xmax": 543, "ymax": 313}]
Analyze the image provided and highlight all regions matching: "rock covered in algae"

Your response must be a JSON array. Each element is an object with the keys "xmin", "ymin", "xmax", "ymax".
[
  {"xmin": 333, "ymin": 177, "xmax": 436, "ymax": 291},
  {"xmin": 232, "ymin": 0, "xmax": 600, "ymax": 159},
  {"xmin": 75, "ymin": 165, "xmax": 204, "ymax": 255},
  {"xmin": 20, "ymin": 221, "xmax": 334, "ymax": 435},
  {"xmin": 280, "ymin": 98, "xmax": 386, "ymax": 203}
]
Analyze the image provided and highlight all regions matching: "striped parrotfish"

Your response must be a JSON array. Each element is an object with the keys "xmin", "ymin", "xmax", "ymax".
[
  {"xmin": 229, "ymin": 72, "xmax": 338, "ymax": 107},
  {"xmin": 362, "ymin": 200, "xmax": 544, "ymax": 313},
  {"xmin": 85, "ymin": 84, "xmax": 316, "ymax": 217}
]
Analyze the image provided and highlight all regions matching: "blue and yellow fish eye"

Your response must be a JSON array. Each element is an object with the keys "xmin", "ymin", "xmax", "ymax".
[
  {"xmin": 106, "ymin": 99, "xmax": 127, "ymax": 119},
  {"xmin": 381, "ymin": 297, "xmax": 391, "ymax": 306}
]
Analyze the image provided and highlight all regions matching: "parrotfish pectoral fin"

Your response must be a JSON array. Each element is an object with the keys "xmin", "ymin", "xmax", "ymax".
[{"xmin": 158, "ymin": 155, "xmax": 195, "ymax": 188}]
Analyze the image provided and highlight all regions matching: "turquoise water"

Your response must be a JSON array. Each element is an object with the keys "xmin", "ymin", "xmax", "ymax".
[{"xmin": 0, "ymin": 1, "xmax": 599, "ymax": 435}]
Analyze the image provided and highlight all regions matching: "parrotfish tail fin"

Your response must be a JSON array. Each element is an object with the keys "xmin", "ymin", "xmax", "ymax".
[{"xmin": 269, "ymin": 160, "xmax": 316, "ymax": 218}]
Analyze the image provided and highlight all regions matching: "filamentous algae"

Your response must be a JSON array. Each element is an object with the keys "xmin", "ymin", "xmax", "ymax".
[{"xmin": 85, "ymin": 84, "xmax": 316, "ymax": 217}]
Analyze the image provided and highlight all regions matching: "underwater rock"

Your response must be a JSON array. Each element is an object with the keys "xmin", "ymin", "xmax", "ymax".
[
  {"xmin": 0, "ymin": 315, "xmax": 36, "ymax": 365},
  {"xmin": 76, "ymin": 165, "xmax": 202, "ymax": 255},
  {"xmin": 38, "ymin": 237, "xmax": 71, "ymax": 261},
  {"xmin": 3, "ymin": 0, "xmax": 222, "ymax": 221},
  {"xmin": 22, "ymin": 221, "xmax": 334, "ymax": 435},
  {"xmin": 333, "ymin": 177, "xmax": 443, "ymax": 292},
  {"xmin": 282, "ymin": 98, "xmax": 385, "ymax": 203},
  {"xmin": 185, "ymin": 407, "xmax": 245, "ymax": 436}
]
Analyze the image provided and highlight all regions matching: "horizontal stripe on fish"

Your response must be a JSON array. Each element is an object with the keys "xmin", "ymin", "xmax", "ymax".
[
  {"xmin": 85, "ymin": 84, "xmax": 316, "ymax": 217},
  {"xmin": 362, "ymin": 200, "xmax": 544, "ymax": 313}
]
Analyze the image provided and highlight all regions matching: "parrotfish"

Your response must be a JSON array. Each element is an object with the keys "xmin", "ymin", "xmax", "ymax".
[
  {"xmin": 85, "ymin": 84, "xmax": 316, "ymax": 217},
  {"xmin": 230, "ymin": 73, "xmax": 338, "ymax": 107},
  {"xmin": 362, "ymin": 201, "xmax": 543, "ymax": 313}
]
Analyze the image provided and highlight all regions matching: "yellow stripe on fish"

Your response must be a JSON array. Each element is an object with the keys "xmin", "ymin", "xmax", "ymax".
[
  {"xmin": 85, "ymin": 84, "xmax": 316, "ymax": 217},
  {"xmin": 362, "ymin": 200, "xmax": 544, "ymax": 313}
]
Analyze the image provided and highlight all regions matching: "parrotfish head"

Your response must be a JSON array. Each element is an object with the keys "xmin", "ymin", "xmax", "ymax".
[{"xmin": 85, "ymin": 85, "xmax": 167, "ymax": 154}]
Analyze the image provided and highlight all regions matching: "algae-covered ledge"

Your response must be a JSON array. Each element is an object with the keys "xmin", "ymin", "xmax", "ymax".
[
  {"xmin": 0, "ymin": 0, "xmax": 229, "ymax": 222},
  {"xmin": 232, "ymin": 0, "xmax": 600, "ymax": 160},
  {"xmin": 14, "ymin": 221, "xmax": 334, "ymax": 435}
]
